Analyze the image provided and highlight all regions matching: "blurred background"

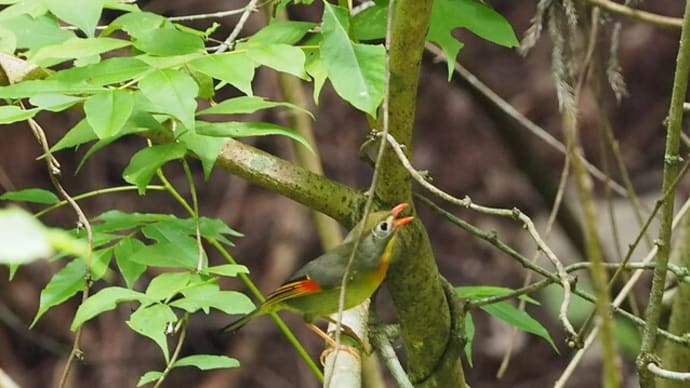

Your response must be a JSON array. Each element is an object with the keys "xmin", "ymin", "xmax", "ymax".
[{"xmin": 0, "ymin": 1, "xmax": 686, "ymax": 387}]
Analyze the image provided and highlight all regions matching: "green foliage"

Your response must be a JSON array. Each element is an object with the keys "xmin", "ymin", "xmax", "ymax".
[
  {"xmin": 0, "ymin": 1, "xmax": 521, "ymax": 384},
  {"xmin": 0, "ymin": 188, "xmax": 59, "ymax": 204},
  {"xmin": 457, "ymin": 285, "xmax": 558, "ymax": 364},
  {"xmin": 320, "ymin": 2, "xmax": 385, "ymax": 116}
]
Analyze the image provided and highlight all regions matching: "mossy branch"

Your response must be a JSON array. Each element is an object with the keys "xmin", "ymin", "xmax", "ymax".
[{"xmin": 215, "ymin": 137, "xmax": 363, "ymax": 227}]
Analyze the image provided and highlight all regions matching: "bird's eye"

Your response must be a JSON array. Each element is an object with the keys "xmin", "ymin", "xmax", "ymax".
[{"xmin": 373, "ymin": 220, "xmax": 391, "ymax": 238}]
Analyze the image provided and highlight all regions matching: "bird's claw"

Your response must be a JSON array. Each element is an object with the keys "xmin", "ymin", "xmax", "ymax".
[{"xmin": 320, "ymin": 344, "xmax": 361, "ymax": 366}]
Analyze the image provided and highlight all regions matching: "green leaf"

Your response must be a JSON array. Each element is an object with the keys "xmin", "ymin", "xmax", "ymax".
[
  {"xmin": 173, "ymin": 354, "xmax": 239, "ymax": 370},
  {"xmin": 136, "ymin": 371, "xmax": 163, "ymax": 387},
  {"xmin": 106, "ymin": 11, "xmax": 166, "ymax": 38},
  {"xmin": 304, "ymin": 47, "xmax": 326, "ymax": 103},
  {"xmin": 456, "ymin": 285, "xmax": 539, "ymax": 305},
  {"xmin": 133, "ymin": 27, "xmax": 205, "ymax": 56},
  {"xmin": 351, "ymin": 3, "xmax": 387, "ymax": 41},
  {"xmin": 244, "ymin": 43, "xmax": 307, "ymax": 79},
  {"xmin": 0, "ymin": 105, "xmax": 38, "ymax": 123},
  {"xmin": 29, "ymin": 37, "xmax": 131, "ymax": 67},
  {"xmin": 203, "ymin": 264, "xmax": 249, "ymax": 277},
  {"xmin": 29, "ymin": 94, "xmax": 84, "ymax": 112},
  {"xmin": 138, "ymin": 69, "xmax": 198, "ymax": 129},
  {"xmin": 0, "ymin": 0, "xmax": 46, "ymax": 22},
  {"xmin": 428, "ymin": 0, "xmax": 518, "ymax": 80},
  {"xmin": 178, "ymin": 129, "xmax": 225, "ymax": 179},
  {"xmin": 0, "ymin": 188, "xmax": 59, "ymax": 204},
  {"xmin": 90, "ymin": 247, "xmax": 112, "ymax": 281},
  {"xmin": 50, "ymin": 119, "xmax": 97, "ymax": 152},
  {"xmin": 204, "ymin": 290, "xmax": 254, "ymax": 315},
  {"xmin": 114, "ymin": 237, "xmax": 147, "ymax": 288},
  {"xmin": 94, "ymin": 210, "xmax": 169, "ymax": 232},
  {"xmin": 248, "ymin": 21, "xmax": 315, "ymax": 45},
  {"xmin": 71, "ymin": 286, "xmax": 149, "ymax": 330},
  {"xmin": 171, "ymin": 282, "xmax": 253, "ymax": 315},
  {"xmin": 196, "ymin": 121, "xmax": 313, "ymax": 152},
  {"xmin": 122, "ymin": 143, "xmax": 187, "ymax": 194},
  {"xmin": 49, "ymin": 57, "xmax": 150, "ymax": 86},
  {"xmin": 84, "ymin": 90, "xmax": 135, "ymax": 139},
  {"xmin": 481, "ymin": 301, "xmax": 558, "ymax": 352},
  {"xmin": 464, "ymin": 312, "xmax": 474, "ymax": 367},
  {"xmin": 0, "ymin": 207, "xmax": 52, "ymax": 264},
  {"xmin": 45, "ymin": 0, "xmax": 104, "ymax": 37},
  {"xmin": 320, "ymin": 3, "xmax": 385, "ymax": 116},
  {"xmin": 128, "ymin": 242, "xmax": 197, "ymax": 269},
  {"xmin": 127, "ymin": 303, "xmax": 177, "ymax": 362},
  {"xmin": 197, "ymin": 95, "xmax": 312, "ymax": 118},
  {"xmin": 0, "ymin": 79, "xmax": 106, "ymax": 98},
  {"xmin": 45, "ymin": 228, "xmax": 90, "ymax": 258},
  {"xmin": 71, "ymin": 111, "xmax": 166, "ymax": 170},
  {"xmin": 0, "ymin": 26, "xmax": 16, "ymax": 53},
  {"xmin": 188, "ymin": 53, "xmax": 255, "ymax": 96},
  {"xmin": 32, "ymin": 259, "xmax": 86, "ymax": 327},
  {"xmin": 1, "ymin": 14, "xmax": 74, "ymax": 51},
  {"xmin": 145, "ymin": 272, "xmax": 192, "ymax": 301}
]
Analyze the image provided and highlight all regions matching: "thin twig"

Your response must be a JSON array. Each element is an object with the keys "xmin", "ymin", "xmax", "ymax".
[
  {"xmin": 497, "ymin": 123, "xmax": 572, "ymax": 378},
  {"xmin": 153, "ymin": 316, "xmax": 188, "ymax": 388},
  {"xmin": 647, "ymin": 363, "xmax": 690, "ymax": 382},
  {"xmin": 424, "ymin": 43, "xmax": 629, "ymax": 198},
  {"xmin": 555, "ymin": 197, "xmax": 690, "ymax": 387},
  {"xmin": 370, "ymin": 325, "xmax": 414, "ymax": 388},
  {"xmin": 579, "ymin": 0, "xmax": 683, "ymax": 29},
  {"xmin": 35, "ymin": 186, "xmax": 166, "ymax": 217},
  {"xmin": 25, "ymin": 115, "xmax": 94, "ymax": 388},
  {"xmin": 383, "ymin": 133, "xmax": 576, "ymax": 338},
  {"xmin": 181, "ymin": 159, "xmax": 206, "ymax": 272},
  {"xmin": 417, "ymin": 194, "xmax": 690, "ymax": 347},
  {"xmin": 215, "ymin": 0, "xmax": 261, "ymax": 53},
  {"xmin": 168, "ymin": 4, "xmax": 267, "ymax": 21},
  {"xmin": 637, "ymin": 1, "xmax": 690, "ymax": 384}
]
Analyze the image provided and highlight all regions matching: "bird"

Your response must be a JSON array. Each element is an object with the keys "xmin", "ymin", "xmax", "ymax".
[{"xmin": 221, "ymin": 202, "xmax": 414, "ymax": 346}]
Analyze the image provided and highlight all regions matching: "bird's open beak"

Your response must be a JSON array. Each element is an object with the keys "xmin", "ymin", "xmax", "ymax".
[{"xmin": 391, "ymin": 202, "xmax": 414, "ymax": 228}]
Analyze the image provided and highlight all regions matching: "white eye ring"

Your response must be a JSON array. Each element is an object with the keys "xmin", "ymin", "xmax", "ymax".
[{"xmin": 373, "ymin": 220, "xmax": 392, "ymax": 238}]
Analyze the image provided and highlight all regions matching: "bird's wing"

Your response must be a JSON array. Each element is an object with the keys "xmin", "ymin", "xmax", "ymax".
[{"xmin": 283, "ymin": 242, "xmax": 354, "ymax": 290}]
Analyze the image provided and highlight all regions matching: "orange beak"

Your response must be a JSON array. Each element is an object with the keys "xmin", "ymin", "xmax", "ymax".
[{"xmin": 391, "ymin": 202, "xmax": 414, "ymax": 229}]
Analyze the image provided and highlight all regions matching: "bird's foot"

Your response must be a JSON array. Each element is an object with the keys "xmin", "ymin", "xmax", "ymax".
[{"xmin": 320, "ymin": 344, "xmax": 361, "ymax": 366}]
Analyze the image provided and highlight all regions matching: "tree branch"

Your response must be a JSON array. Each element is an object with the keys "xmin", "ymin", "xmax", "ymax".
[
  {"xmin": 215, "ymin": 138, "xmax": 363, "ymax": 227},
  {"xmin": 638, "ymin": 1, "xmax": 690, "ymax": 386}
]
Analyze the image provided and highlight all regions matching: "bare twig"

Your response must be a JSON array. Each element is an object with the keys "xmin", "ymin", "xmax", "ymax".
[
  {"xmin": 647, "ymin": 363, "xmax": 690, "ymax": 382},
  {"xmin": 555, "ymin": 196, "xmax": 690, "ymax": 387},
  {"xmin": 424, "ymin": 43, "xmax": 628, "ymax": 198},
  {"xmin": 25, "ymin": 116, "xmax": 94, "ymax": 388},
  {"xmin": 637, "ymin": 1, "xmax": 690, "ymax": 384},
  {"xmin": 383, "ymin": 133, "xmax": 577, "ymax": 338},
  {"xmin": 168, "ymin": 4, "xmax": 267, "ymax": 21},
  {"xmin": 215, "ymin": 0, "xmax": 261, "ymax": 53},
  {"xmin": 417, "ymin": 194, "xmax": 690, "ymax": 347},
  {"xmin": 579, "ymin": 0, "xmax": 683, "ymax": 29},
  {"xmin": 181, "ymin": 159, "xmax": 207, "ymax": 272},
  {"xmin": 370, "ymin": 325, "xmax": 414, "ymax": 388},
  {"xmin": 153, "ymin": 316, "xmax": 188, "ymax": 388}
]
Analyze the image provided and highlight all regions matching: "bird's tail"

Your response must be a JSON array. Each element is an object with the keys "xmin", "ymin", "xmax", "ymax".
[{"xmin": 220, "ymin": 309, "xmax": 261, "ymax": 334}]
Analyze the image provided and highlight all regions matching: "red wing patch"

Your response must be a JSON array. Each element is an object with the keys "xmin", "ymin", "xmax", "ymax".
[{"xmin": 265, "ymin": 276, "xmax": 322, "ymax": 306}]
